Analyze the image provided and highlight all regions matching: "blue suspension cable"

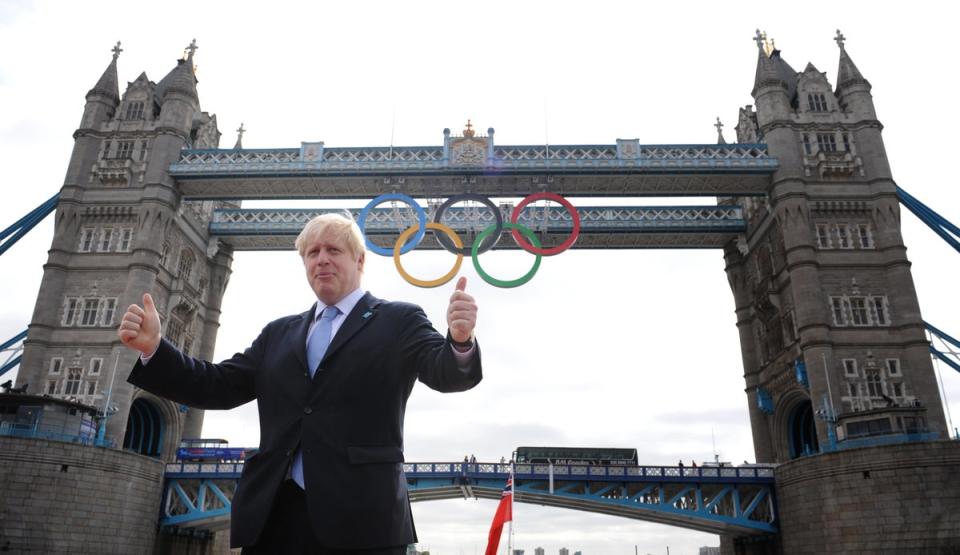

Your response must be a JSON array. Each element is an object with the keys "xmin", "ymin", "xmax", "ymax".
[
  {"xmin": 926, "ymin": 322, "xmax": 960, "ymax": 374},
  {"xmin": 0, "ymin": 330, "xmax": 27, "ymax": 378},
  {"xmin": 0, "ymin": 193, "xmax": 59, "ymax": 256},
  {"xmin": 896, "ymin": 186, "xmax": 960, "ymax": 254}
]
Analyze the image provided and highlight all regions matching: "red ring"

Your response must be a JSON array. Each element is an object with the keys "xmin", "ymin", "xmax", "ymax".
[{"xmin": 509, "ymin": 192, "xmax": 581, "ymax": 256}]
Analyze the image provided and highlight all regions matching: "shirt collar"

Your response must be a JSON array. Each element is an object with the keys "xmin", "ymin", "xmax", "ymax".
[{"xmin": 314, "ymin": 287, "xmax": 366, "ymax": 321}]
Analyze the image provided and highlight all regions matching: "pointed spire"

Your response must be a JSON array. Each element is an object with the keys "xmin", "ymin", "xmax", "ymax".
[
  {"xmin": 87, "ymin": 41, "xmax": 121, "ymax": 103},
  {"xmin": 234, "ymin": 123, "xmax": 245, "ymax": 149},
  {"xmin": 155, "ymin": 39, "xmax": 199, "ymax": 103},
  {"xmin": 752, "ymin": 29, "xmax": 785, "ymax": 95},
  {"xmin": 715, "ymin": 117, "xmax": 727, "ymax": 145},
  {"xmin": 835, "ymin": 29, "xmax": 869, "ymax": 91}
]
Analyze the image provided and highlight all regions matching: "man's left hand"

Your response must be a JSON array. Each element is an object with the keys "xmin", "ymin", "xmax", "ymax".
[{"xmin": 447, "ymin": 276, "xmax": 477, "ymax": 343}]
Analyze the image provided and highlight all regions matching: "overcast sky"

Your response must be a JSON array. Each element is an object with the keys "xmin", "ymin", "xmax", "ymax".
[{"xmin": 2, "ymin": 1, "xmax": 959, "ymax": 553}]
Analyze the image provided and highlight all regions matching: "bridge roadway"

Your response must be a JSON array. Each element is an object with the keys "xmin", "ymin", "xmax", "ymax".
[{"xmin": 161, "ymin": 460, "xmax": 777, "ymax": 537}]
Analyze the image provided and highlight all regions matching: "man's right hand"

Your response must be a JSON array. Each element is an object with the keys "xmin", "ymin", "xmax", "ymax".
[{"xmin": 118, "ymin": 293, "xmax": 162, "ymax": 356}]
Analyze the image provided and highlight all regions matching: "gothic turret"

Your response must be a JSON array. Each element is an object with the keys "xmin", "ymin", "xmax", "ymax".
[
  {"xmin": 834, "ymin": 30, "xmax": 876, "ymax": 120},
  {"xmin": 751, "ymin": 30, "xmax": 795, "ymax": 126},
  {"xmin": 79, "ymin": 42, "xmax": 121, "ymax": 128},
  {"xmin": 155, "ymin": 40, "xmax": 200, "ymax": 136}
]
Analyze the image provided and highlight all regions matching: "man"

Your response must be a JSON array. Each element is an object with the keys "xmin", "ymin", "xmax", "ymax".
[{"xmin": 118, "ymin": 213, "xmax": 481, "ymax": 554}]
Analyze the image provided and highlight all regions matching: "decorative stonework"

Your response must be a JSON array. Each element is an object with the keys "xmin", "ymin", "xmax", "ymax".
[{"xmin": 450, "ymin": 137, "xmax": 487, "ymax": 166}]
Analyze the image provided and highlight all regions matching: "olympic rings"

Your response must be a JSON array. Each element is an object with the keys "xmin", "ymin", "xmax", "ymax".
[
  {"xmin": 393, "ymin": 222, "xmax": 464, "ymax": 288},
  {"xmin": 357, "ymin": 192, "xmax": 579, "ymax": 288},
  {"xmin": 358, "ymin": 193, "xmax": 426, "ymax": 256},
  {"xmin": 510, "ymin": 192, "xmax": 581, "ymax": 256},
  {"xmin": 433, "ymin": 194, "xmax": 502, "ymax": 255},
  {"xmin": 471, "ymin": 223, "xmax": 542, "ymax": 288}
]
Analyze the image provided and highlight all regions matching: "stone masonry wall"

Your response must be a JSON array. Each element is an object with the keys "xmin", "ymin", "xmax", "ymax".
[
  {"xmin": 0, "ymin": 436, "xmax": 165, "ymax": 553},
  {"xmin": 775, "ymin": 440, "xmax": 960, "ymax": 554}
]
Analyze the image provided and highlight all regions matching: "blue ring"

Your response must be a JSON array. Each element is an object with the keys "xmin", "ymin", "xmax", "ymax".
[{"xmin": 358, "ymin": 194, "xmax": 427, "ymax": 256}]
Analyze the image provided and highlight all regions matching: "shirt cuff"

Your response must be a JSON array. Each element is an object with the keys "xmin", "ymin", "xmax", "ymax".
[
  {"xmin": 139, "ymin": 346, "xmax": 159, "ymax": 366},
  {"xmin": 451, "ymin": 342, "xmax": 476, "ymax": 370}
]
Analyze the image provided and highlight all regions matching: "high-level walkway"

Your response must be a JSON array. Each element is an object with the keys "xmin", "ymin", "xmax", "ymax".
[{"xmin": 170, "ymin": 141, "xmax": 776, "ymax": 250}]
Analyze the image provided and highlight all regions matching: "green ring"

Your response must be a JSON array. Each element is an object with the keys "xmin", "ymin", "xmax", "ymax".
[{"xmin": 471, "ymin": 222, "xmax": 542, "ymax": 288}]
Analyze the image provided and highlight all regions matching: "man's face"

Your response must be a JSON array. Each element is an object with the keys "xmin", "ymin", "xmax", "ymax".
[{"xmin": 302, "ymin": 230, "xmax": 364, "ymax": 305}]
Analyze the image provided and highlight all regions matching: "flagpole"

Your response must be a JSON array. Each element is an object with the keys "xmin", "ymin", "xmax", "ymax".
[{"xmin": 507, "ymin": 459, "xmax": 514, "ymax": 555}]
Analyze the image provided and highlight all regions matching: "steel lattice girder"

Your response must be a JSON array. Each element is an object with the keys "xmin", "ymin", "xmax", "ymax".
[
  {"xmin": 209, "ymin": 205, "xmax": 746, "ymax": 251},
  {"xmin": 170, "ymin": 144, "xmax": 776, "ymax": 199},
  {"xmin": 162, "ymin": 478, "xmax": 236, "ymax": 530},
  {"xmin": 406, "ymin": 476, "xmax": 777, "ymax": 536},
  {"xmin": 162, "ymin": 461, "xmax": 777, "ymax": 535}
]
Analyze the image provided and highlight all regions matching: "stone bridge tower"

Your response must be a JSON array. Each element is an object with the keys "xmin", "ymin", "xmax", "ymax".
[
  {"xmin": 724, "ymin": 31, "xmax": 947, "ymax": 464},
  {"xmin": 14, "ymin": 42, "xmax": 233, "ymax": 458},
  {"xmin": 718, "ymin": 31, "xmax": 960, "ymax": 555}
]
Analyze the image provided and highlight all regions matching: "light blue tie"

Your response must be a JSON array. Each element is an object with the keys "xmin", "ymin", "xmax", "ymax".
[
  {"xmin": 307, "ymin": 306, "xmax": 339, "ymax": 378},
  {"xmin": 292, "ymin": 306, "xmax": 340, "ymax": 488}
]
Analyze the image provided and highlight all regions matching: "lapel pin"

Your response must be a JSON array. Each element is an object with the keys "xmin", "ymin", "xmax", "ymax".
[{"xmin": 362, "ymin": 311, "xmax": 373, "ymax": 319}]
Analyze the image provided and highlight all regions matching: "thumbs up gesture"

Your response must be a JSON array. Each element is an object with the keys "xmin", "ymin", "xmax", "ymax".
[
  {"xmin": 447, "ymin": 276, "xmax": 478, "ymax": 344},
  {"xmin": 117, "ymin": 293, "xmax": 162, "ymax": 356}
]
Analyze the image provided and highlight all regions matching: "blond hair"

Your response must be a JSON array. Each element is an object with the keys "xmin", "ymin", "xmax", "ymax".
[{"xmin": 294, "ymin": 213, "xmax": 365, "ymax": 259}]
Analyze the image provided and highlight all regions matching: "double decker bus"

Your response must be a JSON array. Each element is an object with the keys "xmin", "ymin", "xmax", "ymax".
[
  {"xmin": 176, "ymin": 438, "xmax": 250, "ymax": 462},
  {"xmin": 514, "ymin": 446, "xmax": 638, "ymax": 466}
]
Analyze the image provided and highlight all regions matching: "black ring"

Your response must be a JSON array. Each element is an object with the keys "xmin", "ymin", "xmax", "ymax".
[{"xmin": 432, "ymin": 194, "xmax": 503, "ymax": 255}]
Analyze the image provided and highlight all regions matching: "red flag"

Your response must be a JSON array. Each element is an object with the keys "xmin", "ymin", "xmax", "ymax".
[{"xmin": 484, "ymin": 476, "xmax": 513, "ymax": 555}]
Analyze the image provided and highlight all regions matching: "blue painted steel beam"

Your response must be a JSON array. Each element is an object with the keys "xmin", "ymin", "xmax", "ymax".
[
  {"xmin": 897, "ymin": 186, "xmax": 960, "ymax": 254},
  {"xmin": 926, "ymin": 322, "xmax": 960, "ymax": 351},
  {"xmin": 162, "ymin": 461, "xmax": 777, "ymax": 535},
  {"xmin": 0, "ymin": 194, "xmax": 58, "ymax": 256},
  {"xmin": 0, "ymin": 330, "xmax": 27, "ymax": 378},
  {"xmin": 930, "ymin": 346, "xmax": 960, "ymax": 373},
  {"xmin": 0, "ymin": 331, "xmax": 27, "ymax": 352},
  {"xmin": 924, "ymin": 321, "xmax": 960, "ymax": 373},
  {"xmin": 0, "ymin": 356, "xmax": 22, "ymax": 378}
]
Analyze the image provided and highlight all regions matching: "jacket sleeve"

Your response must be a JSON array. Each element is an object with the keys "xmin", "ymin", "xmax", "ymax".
[
  {"xmin": 127, "ymin": 326, "xmax": 266, "ymax": 410},
  {"xmin": 398, "ymin": 305, "xmax": 482, "ymax": 393}
]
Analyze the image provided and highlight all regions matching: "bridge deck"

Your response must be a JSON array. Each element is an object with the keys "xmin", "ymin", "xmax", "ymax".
[{"xmin": 162, "ymin": 461, "xmax": 777, "ymax": 536}]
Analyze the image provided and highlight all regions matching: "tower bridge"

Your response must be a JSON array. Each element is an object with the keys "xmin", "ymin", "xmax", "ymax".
[{"xmin": 2, "ymin": 29, "xmax": 960, "ymax": 555}]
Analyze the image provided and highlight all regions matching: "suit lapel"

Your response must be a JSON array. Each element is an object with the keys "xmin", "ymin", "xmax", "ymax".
[
  {"xmin": 293, "ymin": 303, "xmax": 317, "ymax": 372},
  {"xmin": 322, "ymin": 292, "xmax": 381, "ymax": 364}
]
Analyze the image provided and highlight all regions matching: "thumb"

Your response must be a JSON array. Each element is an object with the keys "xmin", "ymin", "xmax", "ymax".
[
  {"xmin": 455, "ymin": 276, "xmax": 467, "ymax": 293},
  {"xmin": 142, "ymin": 293, "xmax": 156, "ymax": 314}
]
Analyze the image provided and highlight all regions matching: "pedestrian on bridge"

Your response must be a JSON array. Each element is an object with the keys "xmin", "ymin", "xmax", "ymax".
[{"xmin": 118, "ymin": 213, "xmax": 482, "ymax": 554}]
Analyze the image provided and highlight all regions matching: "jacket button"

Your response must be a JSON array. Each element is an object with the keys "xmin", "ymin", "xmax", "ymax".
[{"xmin": 303, "ymin": 407, "xmax": 313, "ymax": 415}]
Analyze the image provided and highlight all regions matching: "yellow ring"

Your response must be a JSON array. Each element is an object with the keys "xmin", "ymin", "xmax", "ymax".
[{"xmin": 393, "ymin": 222, "xmax": 464, "ymax": 288}]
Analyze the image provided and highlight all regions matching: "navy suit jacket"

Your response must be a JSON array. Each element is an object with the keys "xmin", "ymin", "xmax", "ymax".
[{"xmin": 128, "ymin": 292, "xmax": 482, "ymax": 548}]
